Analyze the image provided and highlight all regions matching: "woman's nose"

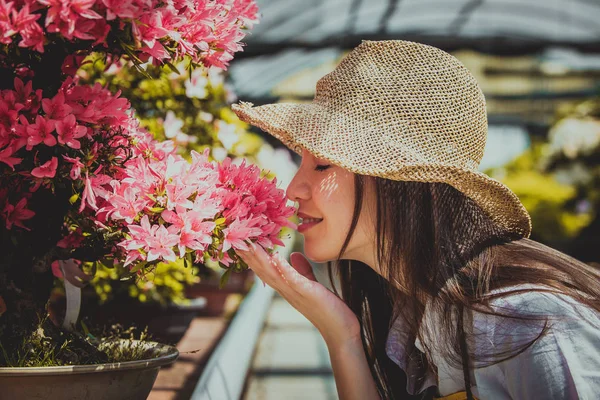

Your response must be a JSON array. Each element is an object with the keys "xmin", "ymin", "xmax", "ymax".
[{"xmin": 286, "ymin": 173, "xmax": 310, "ymax": 202}]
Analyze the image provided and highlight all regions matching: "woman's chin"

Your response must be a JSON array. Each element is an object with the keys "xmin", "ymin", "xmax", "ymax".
[{"xmin": 303, "ymin": 244, "xmax": 337, "ymax": 264}]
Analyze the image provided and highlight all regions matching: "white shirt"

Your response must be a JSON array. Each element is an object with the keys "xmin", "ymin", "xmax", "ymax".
[{"xmin": 385, "ymin": 285, "xmax": 600, "ymax": 399}]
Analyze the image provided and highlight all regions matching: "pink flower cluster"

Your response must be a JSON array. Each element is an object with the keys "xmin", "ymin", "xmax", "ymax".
[
  {"xmin": 0, "ymin": 0, "xmax": 259, "ymax": 69},
  {"xmin": 104, "ymin": 148, "xmax": 296, "ymax": 268},
  {"xmin": 1, "ymin": 75, "xmax": 295, "ymax": 271},
  {"xmin": 0, "ymin": 76, "xmax": 132, "ymax": 230}
]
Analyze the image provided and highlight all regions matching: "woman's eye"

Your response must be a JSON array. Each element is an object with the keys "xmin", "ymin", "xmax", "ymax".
[{"xmin": 315, "ymin": 164, "xmax": 331, "ymax": 172}]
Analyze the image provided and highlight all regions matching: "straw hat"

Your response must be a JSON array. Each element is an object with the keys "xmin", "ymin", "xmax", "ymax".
[{"xmin": 232, "ymin": 40, "xmax": 531, "ymax": 237}]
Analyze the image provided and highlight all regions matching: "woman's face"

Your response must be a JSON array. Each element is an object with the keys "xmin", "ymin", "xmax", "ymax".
[{"xmin": 286, "ymin": 149, "xmax": 376, "ymax": 264}]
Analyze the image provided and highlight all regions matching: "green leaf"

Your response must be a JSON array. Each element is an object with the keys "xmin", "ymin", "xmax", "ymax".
[
  {"xmin": 219, "ymin": 267, "xmax": 233, "ymax": 289},
  {"xmin": 80, "ymin": 320, "xmax": 92, "ymax": 339},
  {"xmin": 184, "ymin": 252, "xmax": 193, "ymax": 269},
  {"xmin": 165, "ymin": 60, "xmax": 181, "ymax": 75},
  {"xmin": 215, "ymin": 217, "xmax": 226, "ymax": 225},
  {"xmin": 130, "ymin": 261, "xmax": 146, "ymax": 273},
  {"xmin": 90, "ymin": 261, "xmax": 97, "ymax": 277}
]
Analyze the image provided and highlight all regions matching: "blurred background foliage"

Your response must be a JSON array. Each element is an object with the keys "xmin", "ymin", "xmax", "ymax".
[
  {"xmin": 487, "ymin": 96, "xmax": 600, "ymax": 263},
  {"xmin": 79, "ymin": 55, "xmax": 265, "ymax": 162},
  {"xmin": 89, "ymin": 260, "xmax": 200, "ymax": 306}
]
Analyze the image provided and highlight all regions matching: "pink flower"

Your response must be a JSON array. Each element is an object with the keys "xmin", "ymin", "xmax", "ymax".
[
  {"xmin": 162, "ymin": 209, "xmax": 215, "ymax": 256},
  {"xmin": 127, "ymin": 215, "xmax": 157, "ymax": 243},
  {"xmin": 3, "ymin": 197, "xmax": 35, "ymax": 230},
  {"xmin": 222, "ymin": 217, "xmax": 262, "ymax": 253},
  {"xmin": 0, "ymin": 146, "xmax": 21, "ymax": 169},
  {"xmin": 133, "ymin": 11, "xmax": 169, "ymax": 48},
  {"xmin": 0, "ymin": 0, "xmax": 16, "ymax": 44},
  {"xmin": 141, "ymin": 41, "xmax": 171, "ymax": 61},
  {"xmin": 102, "ymin": 0, "xmax": 138, "ymax": 21},
  {"xmin": 105, "ymin": 185, "xmax": 145, "ymax": 223},
  {"xmin": 26, "ymin": 115, "xmax": 56, "ymax": 149},
  {"xmin": 31, "ymin": 157, "xmax": 58, "ymax": 178},
  {"xmin": 165, "ymin": 179, "xmax": 195, "ymax": 210},
  {"xmin": 9, "ymin": 3, "xmax": 39, "ymax": 31},
  {"xmin": 40, "ymin": 0, "xmax": 102, "ymax": 41},
  {"xmin": 80, "ymin": 172, "xmax": 103, "ymax": 212},
  {"xmin": 13, "ymin": 78, "xmax": 42, "ymax": 113},
  {"xmin": 55, "ymin": 114, "xmax": 87, "ymax": 149},
  {"xmin": 42, "ymin": 92, "xmax": 72, "ymax": 123},
  {"xmin": 146, "ymin": 225, "xmax": 179, "ymax": 262},
  {"xmin": 19, "ymin": 21, "xmax": 45, "ymax": 52},
  {"xmin": 62, "ymin": 155, "xmax": 84, "ymax": 180},
  {"xmin": 50, "ymin": 260, "xmax": 64, "ymax": 278},
  {"xmin": 0, "ymin": 97, "xmax": 18, "ymax": 133}
]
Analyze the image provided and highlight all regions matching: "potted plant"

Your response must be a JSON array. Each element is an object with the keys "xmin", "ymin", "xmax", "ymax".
[{"xmin": 0, "ymin": 1, "xmax": 299, "ymax": 399}]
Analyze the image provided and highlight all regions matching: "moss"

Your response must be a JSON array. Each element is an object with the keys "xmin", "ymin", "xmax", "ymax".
[{"xmin": 0, "ymin": 316, "xmax": 155, "ymax": 367}]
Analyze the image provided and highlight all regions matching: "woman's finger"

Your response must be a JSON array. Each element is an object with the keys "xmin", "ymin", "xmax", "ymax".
[
  {"xmin": 289, "ymin": 252, "xmax": 317, "ymax": 282},
  {"xmin": 237, "ymin": 244, "xmax": 285, "ymax": 287},
  {"xmin": 270, "ymin": 251, "xmax": 320, "ymax": 295}
]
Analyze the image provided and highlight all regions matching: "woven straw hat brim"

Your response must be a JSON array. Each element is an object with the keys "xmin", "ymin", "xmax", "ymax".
[{"xmin": 232, "ymin": 101, "xmax": 532, "ymax": 238}]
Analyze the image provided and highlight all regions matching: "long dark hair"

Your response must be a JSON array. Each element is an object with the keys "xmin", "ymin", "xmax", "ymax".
[{"xmin": 327, "ymin": 175, "xmax": 600, "ymax": 400}]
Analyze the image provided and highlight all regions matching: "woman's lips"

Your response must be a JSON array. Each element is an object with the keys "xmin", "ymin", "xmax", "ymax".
[{"xmin": 297, "ymin": 218, "xmax": 323, "ymax": 233}]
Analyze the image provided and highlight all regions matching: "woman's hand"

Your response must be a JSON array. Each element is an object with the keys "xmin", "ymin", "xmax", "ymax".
[{"xmin": 236, "ymin": 243, "xmax": 360, "ymax": 346}]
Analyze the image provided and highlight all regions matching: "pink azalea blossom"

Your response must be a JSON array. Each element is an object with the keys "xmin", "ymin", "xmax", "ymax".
[
  {"xmin": 9, "ymin": 3, "xmax": 39, "ymax": 32},
  {"xmin": 13, "ymin": 78, "xmax": 42, "ymax": 113},
  {"xmin": 55, "ymin": 114, "xmax": 87, "ymax": 149},
  {"xmin": 222, "ymin": 217, "xmax": 262, "ymax": 253},
  {"xmin": 0, "ymin": 0, "xmax": 16, "ymax": 44},
  {"xmin": 0, "ymin": 146, "xmax": 21, "ymax": 169},
  {"xmin": 146, "ymin": 224, "xmax": 179, "ymax": 262},
  {"xmin": 62, "ymin": 155, "xmax": 84, "ymax": 180},
  {"xmin": 42, "ymin": 92, "xmax": 72, "ymax": 123},
  {"xmin": 31, "ymin": 156, "xmax": 58, "ymax": 178},
  {"xmin": 3, "ymin": 197, "xmax": 35, "ymax": 229},
  {"xmin": 104, "ymin": 185, "xmax": 145, "ymax": 223},
  {"xmin": 80, "ymin": 173, "xmax": 97, "ymax": 211},
  {"xmin": 19, "ymin": 21, "xmax": 45, "ymax": 52},
  {"xmin": 102, "ymin": 0, "xmax": 138, "ymax": 21},
  {"xmin": 26, "ymin": 115, "xmax": 56, "ymax": 149}
]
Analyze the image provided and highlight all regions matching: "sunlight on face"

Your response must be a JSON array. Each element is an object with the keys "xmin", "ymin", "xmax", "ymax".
[{"xmin": 286, "ymin": 149, "xmax": 376, "ymax": 264}]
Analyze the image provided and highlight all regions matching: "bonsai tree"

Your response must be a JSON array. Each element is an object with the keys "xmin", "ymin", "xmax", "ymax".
[{"xmin": 0, "ymin": 0, "xmax": 296, "ymax": 366}]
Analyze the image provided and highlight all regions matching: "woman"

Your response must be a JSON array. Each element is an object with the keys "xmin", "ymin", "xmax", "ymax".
[{"xmin": 233, "ymin": 40, "xmax": 600, "ymax": 400}]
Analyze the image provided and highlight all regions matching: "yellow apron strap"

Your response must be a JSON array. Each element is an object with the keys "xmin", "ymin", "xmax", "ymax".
[{"xmin": 435, "ymin": 391, "xmax": 479, "ymax": 400}]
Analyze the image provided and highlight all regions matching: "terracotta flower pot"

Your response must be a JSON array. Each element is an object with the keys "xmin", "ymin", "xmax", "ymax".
[{"xmin": 0, "ymin": 340, "xmax": 178, "ymax": 400}]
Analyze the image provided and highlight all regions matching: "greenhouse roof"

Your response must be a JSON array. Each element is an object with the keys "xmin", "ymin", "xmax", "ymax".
[
  {"xmin": 228, "ymin": 0, "xmax": 600, "ymax": 126},
  {"xmin": 240, "ymin": 0, "xmax": 600, "ymax": 57}
]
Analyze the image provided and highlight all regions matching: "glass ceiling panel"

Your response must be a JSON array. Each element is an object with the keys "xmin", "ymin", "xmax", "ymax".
[{"xmin": 246, "ymin": 0, "xmax": 600, "ymax": 45}]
